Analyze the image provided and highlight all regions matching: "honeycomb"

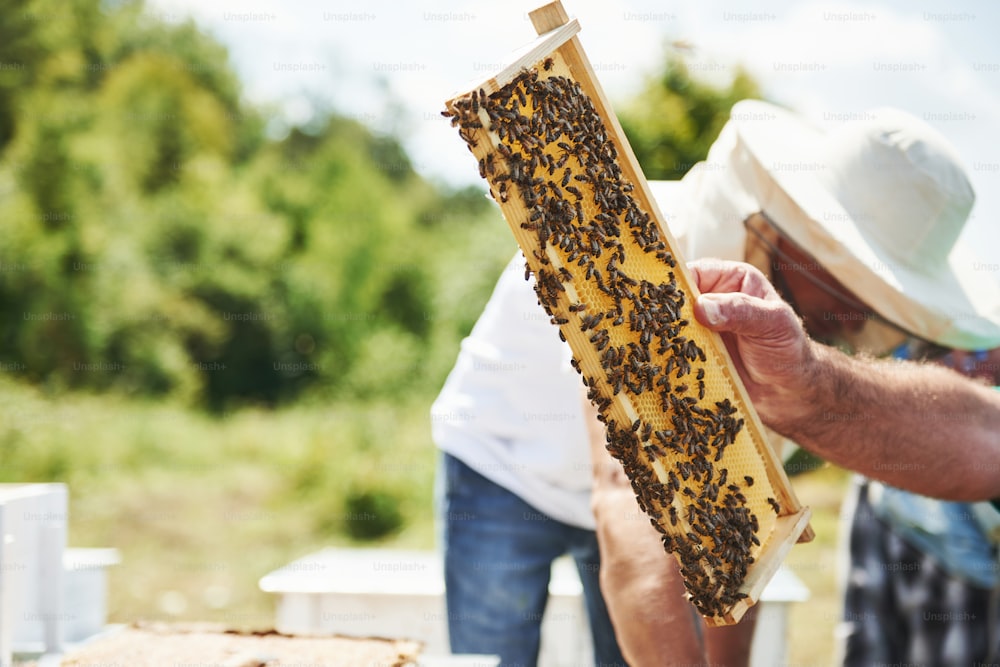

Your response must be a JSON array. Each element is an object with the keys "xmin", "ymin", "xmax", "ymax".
[{"xmin": 444, "ymin": 49, "xmax": 806, "ymax": 623}]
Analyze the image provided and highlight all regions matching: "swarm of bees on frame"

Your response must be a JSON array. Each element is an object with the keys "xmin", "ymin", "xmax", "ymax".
[{"xmin": 443, "ymin": 59, "xmax": 781, "ymax": 618}]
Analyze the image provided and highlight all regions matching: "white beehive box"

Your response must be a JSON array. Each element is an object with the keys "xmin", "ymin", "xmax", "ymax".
[
  {"xmin": 260, "ymin": 548, "xmax": 807, "ymax": 666},
  {"xmin": 0, "ymin": 483, "xmax": 67, "ymax": 661},
  {"xmin": 0, "ymin": 484, "xmax": 120, "ymax": 665},
  {"xmin": 259, "ymin": 548, "xmax": 590, "ymax": 666},
  {"xmin": 62, "ymin": 548, "xmax": 121, "ymax": 644}
]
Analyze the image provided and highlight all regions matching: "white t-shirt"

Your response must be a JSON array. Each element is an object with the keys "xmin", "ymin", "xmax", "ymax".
[
  {"xmin": 431, "ymin": 122, "xmax": 760, "ymax": 529},
  {"xmin": 431, "ymin": 253, "xmax": 594, "ymax": 526}
]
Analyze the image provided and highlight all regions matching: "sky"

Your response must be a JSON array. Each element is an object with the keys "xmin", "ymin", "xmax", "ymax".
[{"xmin": 149, "ymin": 0, "xmax": 1000, "ymax": 259}]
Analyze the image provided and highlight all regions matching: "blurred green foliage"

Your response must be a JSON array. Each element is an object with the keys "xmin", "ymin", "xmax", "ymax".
[
  {"xmin": 342, "ymin": 487, "xmax": 406, "ymax": 540},
  {"xmin": 0, "ymin": 0, "xmax": 510, "ymax": 410},
  {"xmin": 0, "ymin": 374, "xmax": 441, "ymax": 623},
  {"xmin": 620, "ymin": 52, "xmax": 761, "ymax": 180}
]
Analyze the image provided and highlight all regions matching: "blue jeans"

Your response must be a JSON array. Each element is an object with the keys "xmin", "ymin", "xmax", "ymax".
[{"xmin": 438, "ymin": 453, "xmax": 626, "ymax": 667}]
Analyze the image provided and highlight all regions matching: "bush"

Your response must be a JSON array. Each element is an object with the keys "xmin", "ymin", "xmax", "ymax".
[{"xmin": 343, "ymin": 487, "xmax": 406, "ymax": 540}]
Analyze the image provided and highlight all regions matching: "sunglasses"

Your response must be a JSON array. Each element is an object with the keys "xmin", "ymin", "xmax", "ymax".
[{"xmin": 744, "ymin": 213, "xmax": 950, "ymax": 361}]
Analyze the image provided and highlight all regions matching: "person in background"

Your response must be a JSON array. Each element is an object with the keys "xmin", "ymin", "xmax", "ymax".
[{"xmin": 432, "ymin": 249, "xmax": 627, "ymax": 667}]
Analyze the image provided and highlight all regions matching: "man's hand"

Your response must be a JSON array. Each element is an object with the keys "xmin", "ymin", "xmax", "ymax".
[
  {"xmin": 688, "ymin": 259, "xmax": 819, "ymax": 435},
  {"xmin": 688, "ymin": 258, "xmax": 1000, "ymax": 501}
]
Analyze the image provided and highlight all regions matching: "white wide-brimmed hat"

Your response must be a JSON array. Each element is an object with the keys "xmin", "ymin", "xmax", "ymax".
[{"xmin": 727, "ymin": 99, "xmax": 1000, "ymax": 350}]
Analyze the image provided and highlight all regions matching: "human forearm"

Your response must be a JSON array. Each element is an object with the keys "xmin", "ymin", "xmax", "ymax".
[
  {"xmin": 585, "ymin": 395, "xmax": 706, "ymax": 666},
  {"xmin": 590, "ymin": 485, "xmax": 706, "ymax": 666},
  {"xmin": 688, "ymin": 259, "xmax": 1000, "ymax": 501},
  {"xmin": 776, "ymin": 341, "xmax": 1000, "ymax": 501}
]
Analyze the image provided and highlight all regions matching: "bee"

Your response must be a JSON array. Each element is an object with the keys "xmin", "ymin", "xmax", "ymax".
[
  {"xmin": 457, "ymin": 127, "xmax": 477, "ymax": 148},
  {"xmin": 543, "ymin": 57, "xmax": 554, "ymax": 71},
  {"xmin": 580, "ymin": 312, "xmax": 604, "ymax": 331},
  {"xmin": 515, "ymin": 85, "xmax": 526, "ymax": 107},
  {"xmin": 767, "ymin": 497, "xmax": 781, "ymax": 514},
  {"xmin": 667, "ymin": 471, "xmax": 680, "ymax": 492},
  {"xmin": 744, "ymin": 475, "xmax": 754, "ymax": 487}
]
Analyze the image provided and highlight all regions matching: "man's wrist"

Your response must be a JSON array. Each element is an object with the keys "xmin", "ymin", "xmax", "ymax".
[{"xmin": 763, "ymin": 339, "xmax": 829, "ymax": 442}]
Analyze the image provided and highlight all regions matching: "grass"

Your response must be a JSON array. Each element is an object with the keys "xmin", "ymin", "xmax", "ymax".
[
  {"xmin": 783, "ymin": 465, "xmax": 852, "ymax": 667},
  {"xmin": 1, "ymin": 376, "xmax": 853, "ymax": 663},
  {"xmin": 0, "ymin": 377, "xmax": 438, "ymax": 629}
]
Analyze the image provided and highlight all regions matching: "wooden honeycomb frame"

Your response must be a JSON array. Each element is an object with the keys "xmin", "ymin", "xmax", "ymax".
[{"xmin": 443, "ymin": 1, "xmax": 812, "ymax": 625}]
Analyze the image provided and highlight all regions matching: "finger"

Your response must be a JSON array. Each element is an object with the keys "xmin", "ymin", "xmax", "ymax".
[
  {"xmin": 694, "ymin": 292, "xmax": 800, "ymax": 346},
  {"xmin": 687, "ymin": 259, "xmax": 774, "ymax": 300},
  {"xmin": 687, "ymin": 259, "xmax": 746, "ymax": 294}
]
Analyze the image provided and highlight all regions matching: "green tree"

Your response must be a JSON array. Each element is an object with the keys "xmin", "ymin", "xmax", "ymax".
[
  {"xmin": 0, "ymin": 0, "xmax": 507, "ymax": 409},
  {"xmin": 0, "ymin": 0, "xmax": 45, "ymax": 152},
  {"xmin": 620, "ymin": 53, "xmax": 761, "ymax": 180}
]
